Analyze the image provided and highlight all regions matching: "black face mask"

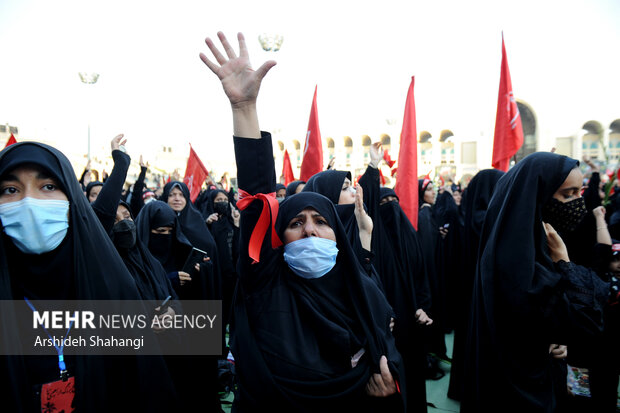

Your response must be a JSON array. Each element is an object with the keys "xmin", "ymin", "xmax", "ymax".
[
  {"xmin": 148, "ymin": 232, "xmax": 173, "ymax": 260},
  {"xmin": 542, "ymin": 197, "xmax": 587, "ymax": 234},
  {"xmin": 213, "ymin": 201, "xmax": 229, "ymax": 216},
  {"xmin": 112, "ymin": 219, "xmax": 137, "ymax": 250}
]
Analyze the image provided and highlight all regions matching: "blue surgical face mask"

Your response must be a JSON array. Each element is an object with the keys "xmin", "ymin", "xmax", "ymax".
[
  {"xmin": 283, "ymin": 237, "xmax": 338, "ymax": 279},
  {"xmin": 0, "ymin": 197, "xmax": 70, "ymax": 254}
]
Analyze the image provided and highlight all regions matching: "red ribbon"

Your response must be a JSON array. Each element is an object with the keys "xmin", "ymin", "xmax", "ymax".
[{"xmin": 236, "ymin": 189, "xmax": 283, "ymax": 263}]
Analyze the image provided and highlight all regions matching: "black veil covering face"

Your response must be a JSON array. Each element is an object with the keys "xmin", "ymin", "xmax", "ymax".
[
  {"xmin": 462, "ymin": 153, "xmax": 609, "ymax": 413},
  {"xmin": 447, "ymin": 168, "xmax": 503, "ymax": 401},
  {"xmin": 378, "ymin": 187, "xmax": 432, "ymax": 412},
  {"xmin": 0, "ymin": 142, "xmax": 176, "ymax": 412},
  {"xmin": 232, "ymin": 135, "xmax": 405, "ymax": 412},
  {"xmin": 134, "ymin": 201, "xmax": 193, "ymax": 281}
]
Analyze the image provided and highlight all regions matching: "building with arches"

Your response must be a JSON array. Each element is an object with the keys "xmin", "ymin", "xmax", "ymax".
[{"xmin": 271, "ymin": 99, "xmax": 620, "ymax": 188}]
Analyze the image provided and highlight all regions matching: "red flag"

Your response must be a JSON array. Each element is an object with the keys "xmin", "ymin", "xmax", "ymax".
[
  {"xmin": 300, "ymin": 86, "xmax": 323, "ymax": 181},
  {"xmin": 394, "ymin": 76, "xmax": 419, "ymax": 230},
  {"xmin": 183, "ymin": 144, "xmax": 209, "ymax": 203},
  {"xmin": 4, "ymin": 134, "xmax": 17, "ymax": 148},
  {"xmin": 383, "ymin": 149, "xmax": 396, "ymax": 168},
  {"xmin": 282, "ymin": 150, "xmax": 295, "ymax": 186},
  {"xmin": 492, "ymin": 33, "xmax": 524, "ymax": 172}
]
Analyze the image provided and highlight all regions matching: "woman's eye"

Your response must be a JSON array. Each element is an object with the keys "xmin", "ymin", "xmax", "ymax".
[
  {"xmin": 289, "ymin": 220, "xmax": 302, "ymax": 228},
  {"xmin": 43, "ymin": 184, "xmax": 57, "ymax": 191},
  {"xmin": 0, "ymin": 186, "xmax": 17, "ymax": 195}
]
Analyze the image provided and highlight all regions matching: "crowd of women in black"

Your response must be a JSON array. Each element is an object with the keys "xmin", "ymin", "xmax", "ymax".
[{"xmin": 1, "ymin": 30, "xmax": 618, "ymax": 412}]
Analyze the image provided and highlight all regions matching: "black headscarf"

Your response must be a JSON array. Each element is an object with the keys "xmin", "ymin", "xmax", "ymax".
[
  {"xmin": 232, "ymin": 191, "xmax": 405, "ymax": 411},
  {"xmin": 303, "ymin": 170, "xmax": 351, "ymax": 204},
  {"xmin": 301, "ymin": 170, "xmax": 372, "ymax": 276},
  {"xmin": 418, "ymin": 178, "xmax": 432, "ymax": 207},
  {"xmin": 134, "ymin": 200, "xmax": 193, "ymax": 275},
  {"xmin": 85, "ymin": 181, "xmax": 103, "ymax": 199},
  {"xmin": 462, "ymin": 153, "xmax": 608, "ymax": 412},
  {"xmin": 285, "ymin": 180, "xmax": 305, "ymax": 197},
  {"xmin": 162, "ymin": 181, "xmax": 218, "ymax": 255},
  {"xmin": 0, "ymin": 142, "xmax": 176, "ymax": 412}
]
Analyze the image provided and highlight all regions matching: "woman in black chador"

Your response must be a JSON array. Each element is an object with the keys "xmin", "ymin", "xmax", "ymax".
[
  {"xmin": 204, "ymin": 189, "xmax": 240, "ymax": 328},
  {"xmin": 0, "ymin": 142, "xmax": 177, "ymax": 412},
  {"xmin": 161, "ymin": 181, "xmax": 221, "ymax": 303},
  {"xmin": 447, "ymin": 168, "xmax": 504, "ymax": 401},
  {"xmin": 200, "ymin": 31, "xmax": 406, "ymax": 412},
  {"xmin": 379, "ymin": 187, "xmax": 433, "ymax": 412},
  {"xmin": 417, "ymin": 178, "xmax": 448, "ymax": 367},
  {"xmin": 461, "ymin": 152, "xmax": 612, "ymax": 413}
]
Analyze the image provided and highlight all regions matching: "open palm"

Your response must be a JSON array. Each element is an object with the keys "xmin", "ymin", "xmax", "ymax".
[{"xmin": 200, "ymin": 32, "xmax": 276, "ymax": 108}]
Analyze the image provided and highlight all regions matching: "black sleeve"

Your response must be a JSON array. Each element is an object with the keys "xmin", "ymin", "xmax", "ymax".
[
  {"xmin": 583, "ymin": 172, "xmax": 602, "ymax": 211},
  {"xmin": 234, "ymin": 132, "xmax": 281, "ymax": 291},
  {"xmin": 543, "ymin": 261, "xmax": 609, "ymax": 344},
  {"xmin": 91, "ymin": 150, "xmax": 131, "ymax": 235},
  {"xmin": 358, "ymin": 165, "xmax": 381, "ymax": 254},
  {"xmin": 130, "ymin": 165, "xmax": 148, "ymax": 217}
]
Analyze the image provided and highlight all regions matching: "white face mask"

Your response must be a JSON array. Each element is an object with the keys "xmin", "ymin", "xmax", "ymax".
[
  {"xmin": 283, "ymin": 237, "xmax": 338, "ymax": 279},
  {"xmin": 0, "ymin": 197, "xmax": 69, "ymax": 254}
]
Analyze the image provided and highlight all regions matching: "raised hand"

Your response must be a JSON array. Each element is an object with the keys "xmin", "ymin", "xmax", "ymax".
[
  {"xmin": 139, "ymin": 154, "xmax": 149, "ymax": 169},
  {"xmin": 200, "ymin": 32, "xmax": 276, "ymax": 109},
  {"xmin": 111, "ymin": 134, "xmax": 127, "ymax": 152},
  {"xmin": 369, "ymin": 142, "xmax": 383, "ymax": 169},
  {"xmin": 354, "ymin": 185, "xmax": 373, "ymax": 251},
  {"xmin": 543, "ymin": 222, "xmax": 569, "ymax": 263}
]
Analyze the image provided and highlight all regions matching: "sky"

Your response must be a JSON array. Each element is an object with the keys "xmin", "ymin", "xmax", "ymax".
[{"xmin": 1, "ymin": 0, "xmax": 619, "ymax": 176}]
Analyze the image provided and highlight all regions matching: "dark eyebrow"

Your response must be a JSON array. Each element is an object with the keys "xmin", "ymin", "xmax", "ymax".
[
  {"xmin": 37, "ymin": 171, "xmax": 54, "ymax": 180},
  {"xmin": 561, "ymin": 187, "xmax": 580, "ymax": 192},
  {"xmin": 0, "ymin": 173, "xmax": 18, "ymax": 183}
]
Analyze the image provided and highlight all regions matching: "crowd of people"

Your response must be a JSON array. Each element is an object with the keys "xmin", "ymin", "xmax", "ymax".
[{"xmin": 1, "ymin": 31, "xmax": 619, "ymax": 412}]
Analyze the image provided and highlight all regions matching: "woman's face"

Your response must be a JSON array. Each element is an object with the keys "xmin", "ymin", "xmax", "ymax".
[
  {"xmin": 295, "ymin": 183, "xmax": 305, "ymax": 194},
  {"xmin": 0, "ymin": 165, "xmax": 68, "ymax": 204},
  {"xmin": 283, "ymin": 207, "xmax": 337, "ymax": 244},
  {"xmin": 151, "ymin": 226, "xmax": 173, "ymax": 235},
  {"xmin": 213, "ymin": 192, "xmax": 228, "ymax": 203},
  {"xmin": 379, "ymin": 195, "xmax": 398, "ymax": 205},
  {"xmin": 424, "ymin": 183, "xmax": 436, "ymax": 205},
  {"xmin": 167, "ymin": 187, "xmax": 186, "ymax": 212},
  {"xmin": 88, "ymin": 185, "xmax": 102, "ymax": 203},
  {"xmin": 452, "ymin": 190, "xmax": 462, "ymax": 206},
  {"xmin": 338, "ymin": 177, "xmax": 356, "ymax": 205},
  {"xmin": 552, "ymin": 168, "xmax": 584, "ymax": 203},
  {"xmin": 115, "ymin": 205, "xmax": 132, "ymax": 224}
]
